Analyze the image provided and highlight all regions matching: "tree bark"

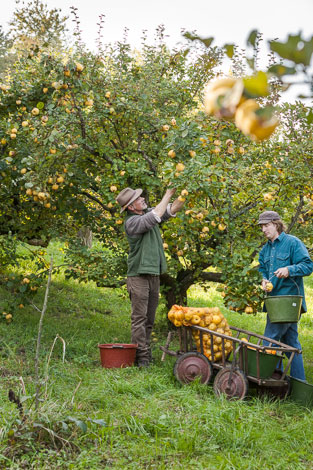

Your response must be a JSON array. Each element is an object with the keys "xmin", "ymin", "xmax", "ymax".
[{"xmin": 161, "ymin": 270, "xmax": 223, "ymax": 310}]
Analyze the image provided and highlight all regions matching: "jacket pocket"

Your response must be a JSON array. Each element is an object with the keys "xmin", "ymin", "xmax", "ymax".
[
  {"xmin": 263, "ymin": 256, "xmax": 270, "ymax": 267},
  {"xmin": 276, "ymin": 252, "xmax": 290, "ymax": 267}
]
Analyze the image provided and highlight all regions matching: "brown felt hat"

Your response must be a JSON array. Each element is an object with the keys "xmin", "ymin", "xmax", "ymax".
[
  {"xmin": 258, "ymin": 210, "xmax": 281, "ymax": 224},
  {"xmin": 116, "ymin": 187, "xmax": 143, "ymax": 213}
]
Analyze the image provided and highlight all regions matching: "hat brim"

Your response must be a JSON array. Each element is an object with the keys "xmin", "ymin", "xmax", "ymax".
[
  {"xmin": 120, "ymin": 188, "xmax": 143, "ymax": 213},
  {"xmin": 258, "ymin": 218, "xmax": 280, "ymax": 225}
]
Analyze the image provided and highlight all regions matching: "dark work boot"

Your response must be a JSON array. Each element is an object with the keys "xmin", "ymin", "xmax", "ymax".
[
  {"xmin": 135, "ymin": 350, "xmax": 150, "ymax": 368},
  {"xmin": 147, "ymin": 347, "xmax": 154, "ymax": 364},
  {"xmin": 137, "ymin": 360, "xmax": 150, "ymax": 368}
]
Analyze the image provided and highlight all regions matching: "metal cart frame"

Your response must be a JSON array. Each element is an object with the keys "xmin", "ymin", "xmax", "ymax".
[{"xmin": 160, "ymin": 325, "xmax": 302, "ymax": 400}]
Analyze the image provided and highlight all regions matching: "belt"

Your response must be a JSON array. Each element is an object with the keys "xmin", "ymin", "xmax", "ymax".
[{"xmin": 139, "ymin": 274, "xmax": 159, "ymax": 277}]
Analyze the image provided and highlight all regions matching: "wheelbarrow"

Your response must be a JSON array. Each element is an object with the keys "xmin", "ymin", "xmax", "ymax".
[{"xmin": 160, "ymin": 324, "xmax": 302, "ymax": 400}]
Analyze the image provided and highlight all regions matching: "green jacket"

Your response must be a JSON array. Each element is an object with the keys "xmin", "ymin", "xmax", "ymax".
[{"xmin": 125, "ymin": 209, "xmax": 169, "ymax": 276}]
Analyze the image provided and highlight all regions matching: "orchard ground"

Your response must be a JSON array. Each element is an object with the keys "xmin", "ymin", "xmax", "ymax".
[{"xmin": 0, "ymin": 241, "xmax": 313, "ymax": 469}]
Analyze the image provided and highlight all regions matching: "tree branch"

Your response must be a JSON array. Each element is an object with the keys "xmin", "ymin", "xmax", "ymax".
[
  {"xmin": 79, "ymin": 190, "xmax": 114, "ymax": 212},
  {"xmin": 137, "ymin": 147, "xmax": 157, "ymax": 174},
  {"xmin": 199, "ymin": 271, "xmax": 223, "ymax": 282},
  {"xmin": 287, "ymin": 195, "xmax": 305, "ymax": 233}
]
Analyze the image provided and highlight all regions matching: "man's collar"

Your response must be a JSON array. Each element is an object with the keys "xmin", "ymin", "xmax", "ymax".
[
  {"xmin": 269, "ymin": 231, "xmax": 286, "ymax": 244},
  {"xmin": 278, "ymin": 231, "xmax": 286, "ymax": 241}
]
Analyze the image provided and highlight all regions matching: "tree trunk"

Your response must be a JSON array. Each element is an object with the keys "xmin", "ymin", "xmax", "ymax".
[
  {"xmin": 164, "ymin": 285, "xmax": 188, "ymax": 310},
  {"xmin": 160, "ymin": 271, "xmax": 193, "ymax": 310},
  {"xmin": 160, "ymin": 269, "xmax": 223, "ymax": 311}
]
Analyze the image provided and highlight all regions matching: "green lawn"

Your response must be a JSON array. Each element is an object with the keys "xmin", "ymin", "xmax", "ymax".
[{"xmin": 1, "ymin": 244, "xmax": 313, "ymax": 469}]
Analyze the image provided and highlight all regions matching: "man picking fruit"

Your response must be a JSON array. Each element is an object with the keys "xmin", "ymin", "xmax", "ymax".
[
  {"xmin": 258, "ymin": 210, "xmax": 313, "ymax": 380},
  {"xmin": 116, "ymin": 187, "xmax": 185, "ymax": 367}
]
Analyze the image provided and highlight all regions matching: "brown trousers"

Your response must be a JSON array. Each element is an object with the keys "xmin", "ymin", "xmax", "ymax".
[{"xmin": 126, "ymin": 275, "xmax": 160, "ymax": 362}]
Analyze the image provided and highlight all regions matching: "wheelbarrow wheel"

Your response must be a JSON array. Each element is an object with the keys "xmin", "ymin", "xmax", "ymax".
[
  {"xmin": 213, "ymin": 367, "xmax": 248, "ymax": 400},
  {"xmin": 174, "ymin": 352, "xmax": 213, "ymax": 385}
]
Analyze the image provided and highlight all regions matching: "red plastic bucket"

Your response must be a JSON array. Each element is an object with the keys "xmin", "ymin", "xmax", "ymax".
[{"xmin": 98, "ymin": 343, "xmax": 138, "ymax": 368}]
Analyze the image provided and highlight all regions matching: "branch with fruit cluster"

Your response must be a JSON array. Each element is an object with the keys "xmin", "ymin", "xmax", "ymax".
[{"xmin": 184, "ymin": 30, "xmax": 313, "ymax": 140}]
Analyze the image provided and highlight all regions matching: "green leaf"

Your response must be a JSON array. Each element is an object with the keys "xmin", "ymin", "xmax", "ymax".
[
  {"xmin": 247, "ymin": 30, "xmax": 259, "ymax": 47},
  {"xmin": 224, "ymin": 44, "xmax": 235, "ymax": 58},
  {"xmin": 91, "ymin": 419, "xmax": 106, "ymax": 426},
  {"xmin": 246, "ymin": 57, "xmax": 255, "ymax": 71},
  {"xmin": 67, "ymin": 416, "xmax": 88, "ymax": 432},
  {"xmin": 243, "ymin": 71, "xmax": 269, "ymax": 97},
  {"xmin": 201, "ymin": 37, "xmax": 214, "ymax": 48},
  {"xmin": 20, "ymin": 395, "xmax": 32, "ymax": 403},
  {"xmin": 25, "ymin": 182, "xmax": 34, "ymax": 188},
  {"xmin": 306, "ymin": 109, "xmax": 313, "ymax": 124},
  {"xmin": 61, "ymin": 421, "xmax": 69, "ymax": 431},
  {"xmin": 267, "ymin": 64, "xmax": 296, "ymax": 77},
  {"xmin": 270, "ymin": 34, "xmax": 313, "ymax": 66},
  {"xmin": 182, "ymin": 32, "xmax": 214, "ymax": 48}
]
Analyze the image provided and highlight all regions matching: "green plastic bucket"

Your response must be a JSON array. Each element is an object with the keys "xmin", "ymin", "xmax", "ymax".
[
  {"xmin": 289, "ymin": 377, "xmax": 313, "ymax": 407},
  {"xmin": 243, "ymin": 347, "xmax": 279, "ymax": 379},
  {"xmin": 264, "ymin": 295, "xmax": 302, "ymax": 324}
]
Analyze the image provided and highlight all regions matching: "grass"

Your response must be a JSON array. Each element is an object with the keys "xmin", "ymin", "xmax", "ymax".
[{"xmin": 0, "ymin": 242, "xmax": 313, "ymax": 469}]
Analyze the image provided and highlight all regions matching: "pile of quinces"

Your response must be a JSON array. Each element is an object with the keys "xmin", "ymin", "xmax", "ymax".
[{"xmin": 168, "ymin": 305, "xmax": 233, "ymax": 362}]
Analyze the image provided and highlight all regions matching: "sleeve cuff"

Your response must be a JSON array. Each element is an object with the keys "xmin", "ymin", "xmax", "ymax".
[{"xmin": 167, "ymin": 203, "xmax": 176, "ymax": 217}]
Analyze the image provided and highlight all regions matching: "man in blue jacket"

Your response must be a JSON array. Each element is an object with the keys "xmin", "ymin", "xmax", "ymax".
[{"xmin": 258, "ymin": 210, "xmax": 313, "ymax": 380}]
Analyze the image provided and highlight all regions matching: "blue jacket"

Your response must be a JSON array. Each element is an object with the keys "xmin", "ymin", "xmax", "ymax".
[{"xmin": 259, "ymin": 232, "xmax": 313, "ymax": 312}]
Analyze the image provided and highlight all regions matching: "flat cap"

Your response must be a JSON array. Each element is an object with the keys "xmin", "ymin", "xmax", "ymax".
[{"xmin": 258, "ymin": 210, "xmax": 281, "ymax": 225}]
